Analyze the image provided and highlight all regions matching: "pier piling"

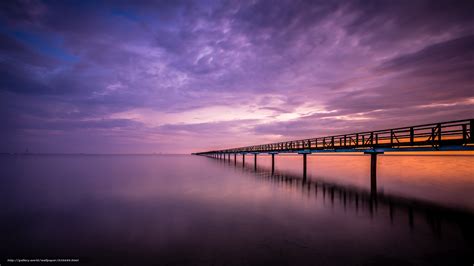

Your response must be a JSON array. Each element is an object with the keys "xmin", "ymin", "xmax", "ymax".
[
  {"xmin": 371, "ymin": 153, "xmax": 377, "ymax": 194},
  {"xmin": 271, "ymin": 154, "xmax": 275, "ymax": 174},
  {"xmin": 254, "ymin": 153, "xmax": 257, "ymax": 171},
  {"xmin": 303, "ymin": 153, "xmax": 307, "ymax": 181},
  {"xmin": 298, "ymin": 151, "xmax": 311, "ymax": 182},
  {"xmin": 365, "ymin": 151, "xmax": 383, "ymax": 195}
]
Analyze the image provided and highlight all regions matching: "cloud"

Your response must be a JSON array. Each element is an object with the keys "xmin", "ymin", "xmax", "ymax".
[
  {"xmin": 323, "ymin": 35, "xmax": 474, "ymax": 116},
  {"xmin": 27, "ymin": 118, "xmax": 143, "ymax": 131},
  {"xmin": 0, "ymin": 0, "xmax": 473, "ymax": 153},
  {"xmin": 377, "ymin": 34, "xmax": 474, "ymax": 77}
]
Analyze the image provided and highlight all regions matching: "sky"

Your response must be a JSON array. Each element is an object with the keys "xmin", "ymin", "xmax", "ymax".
[{"xmin": 0, "ymin": 0, "xmax": 473, "ymax": 154}]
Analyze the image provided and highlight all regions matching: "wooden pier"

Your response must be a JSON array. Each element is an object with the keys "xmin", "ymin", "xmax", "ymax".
[{"xmin": 194, "ymin": 119, "xmax": 474, "ymax": 188}]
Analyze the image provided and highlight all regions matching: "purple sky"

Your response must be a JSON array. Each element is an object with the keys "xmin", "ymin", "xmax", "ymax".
[{"xmin": 1, "ymin": 0, "xmax": 473, "ymax": 154}]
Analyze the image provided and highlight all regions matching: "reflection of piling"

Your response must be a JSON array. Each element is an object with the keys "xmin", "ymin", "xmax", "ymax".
[
  {"xmin": 355, "ymin": 194, "xmax": 359, "ymax": 211},
  {"xmin": 343, "ymin": 190, "xmax": 347, "ymax": 210},
  {"xmin": 389, "ymin": 202, "xmax": 394, "ymax": 224},
  {"xmin": 330, "ymin": 187, "xmax": 334, "ymax": 204},
  {"xmin": 226, "ymin": 159, "xmax": 474, "ymax": 240},
  {"xmin": 205, "ymin": 151, "xmax": 474, "ymax": 243}
]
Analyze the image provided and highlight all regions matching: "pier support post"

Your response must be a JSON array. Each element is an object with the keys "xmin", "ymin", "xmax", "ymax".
[
  {"xmin": 298, "ymin": 150, "xmax": 311, "ymax": 182},
  {"xmin": 242, "ymin": 153, "xmax": 245, "ymax": 167},
  {"xmin": 272, "ymin": 154, "xmax": 275, "ymax": 173},
  {"xmin": 234, "ymin": 153, "xmax": 237, "ymax": 165},
  {"xmin": 365, "ymin": 151, "xmax": 383, "ymax": 196},
  {"xmin": 370, "ymin": 153, "xmax": 377, "ymax": 193},
  {"xmin": 269, "ymin": 152, "xmax": 278, "ymax": 174},
  {"xmin": 254, "ymin": 153, "xmax": 257, "ymax": 171},
  {"xmin": 303, "ymin": 153, "xmax": 307, "ymax": 180},
  {"xmin": 470, "ymin": 119, "xmax": 474, "ymax": 143}
]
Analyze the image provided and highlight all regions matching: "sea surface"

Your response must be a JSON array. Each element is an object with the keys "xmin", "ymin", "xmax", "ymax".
[{"xmin": 1, "ymin": 154, "xmax": 473, "ymax": 265}]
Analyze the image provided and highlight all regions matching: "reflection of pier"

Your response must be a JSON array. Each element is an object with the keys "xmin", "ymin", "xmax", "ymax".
[
  {"xmin": 195, "ymin": 119, "xmax": 473, "ymax": 195},
  {"xmin": 212, "ymin": 156, "xmax": 474, "ymax": 242}
]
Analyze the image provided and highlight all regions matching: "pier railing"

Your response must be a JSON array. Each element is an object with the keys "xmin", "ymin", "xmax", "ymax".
[{"xmin": 196, "ymin": 119, "xmax": 473, "ymax": 154}]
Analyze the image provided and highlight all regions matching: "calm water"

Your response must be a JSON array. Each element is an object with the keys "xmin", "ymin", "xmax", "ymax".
[{"xmin": 1, "ymin": 154, "xmax": 473, "ymax": 265}]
